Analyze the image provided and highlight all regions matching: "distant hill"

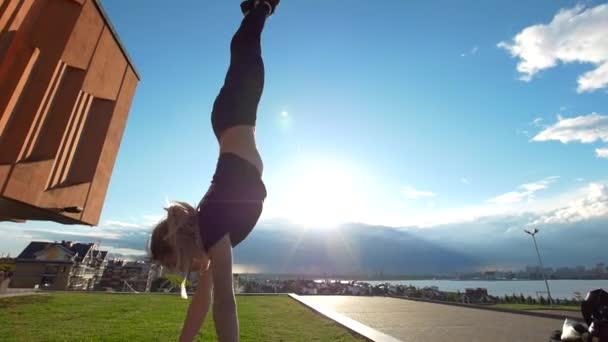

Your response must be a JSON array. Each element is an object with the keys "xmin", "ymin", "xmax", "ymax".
[
  {"xmin": 234, "ymin": 216, "xmax": 608, "ymax": 274},
  {"xmin": 16, "ymin": 214, "xmax": 608, "ymax": 274},
  {"xmin": 234, "ymin": 222, "xmax": 480, "ymax": 275}
]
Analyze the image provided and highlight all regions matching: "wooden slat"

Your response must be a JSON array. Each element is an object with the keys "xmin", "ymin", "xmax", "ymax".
[
  {"xmin": 64, "ymin": 97, "xmax": 115, "ymax": 185},
  {"xmin": 58, "ymin": 92, "xmax": 92, "ymax": 185},
  {"xmin": 82, "ymin": 26, "xmax": 126, "ymax": 100},
  {"xmin": 26, "ymin": 66, "xmax": 87, "ymax": 162},
  {"xmin": 0, "ymin": 0, "xmax": 19, "ymax": 33},
  {"xmin": 81, "ymin": 67, "xmax": 137, "ymax": 225},
  {"xmin": 0, "ymin": 46, "xmax": 38, "ymax": 138},
  {"xmin": 7, "ymin": 0, "xmax": 34, "ymax": 32},
  {"xmin": 62, "ymin": 0, "xmax": 103, "ymax": 69},
  {"xmin": 47, "ymin": 90, "xmax": 82, "ymax": 188},
  {"xmin": 19, "ymin": 61, "xmax": 67, "ymax": 161}
]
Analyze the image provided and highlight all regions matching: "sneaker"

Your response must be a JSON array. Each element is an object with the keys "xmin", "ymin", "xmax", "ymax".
[
  {"xmin": 240, "ymin": 0, "xmax": 252, "ymax": 16},
  {"xmin": 263, "ymin": 0, "xmax": 280, "ymax": 16},
  {"xmin": 240, "ymin": 0, "xmax": 280, "ymax": 17}
]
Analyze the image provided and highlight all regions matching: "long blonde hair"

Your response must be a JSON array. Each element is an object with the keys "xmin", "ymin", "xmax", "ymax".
[{"xmin": 149, "ymin": 201, "xmax": 203, "ymax": 272}]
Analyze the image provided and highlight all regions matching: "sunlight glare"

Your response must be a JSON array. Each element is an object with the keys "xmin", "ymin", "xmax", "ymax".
[{"xmin": 282, "ymin": 159, "xmax": 366, "ymax": 228}]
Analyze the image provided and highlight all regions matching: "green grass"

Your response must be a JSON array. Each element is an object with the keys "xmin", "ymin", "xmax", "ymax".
[
  {"xmin": 0, "ymin": 293, "xmax": 365, "ymax": 341},
  {"xmin": 492, "ymin": 303, "xmax": 580, "ymax": 312}
]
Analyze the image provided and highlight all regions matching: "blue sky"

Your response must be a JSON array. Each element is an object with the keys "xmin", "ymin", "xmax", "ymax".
[{"xmin": 2, "ymin": 1, "xmax": 608, "ymax": 263}]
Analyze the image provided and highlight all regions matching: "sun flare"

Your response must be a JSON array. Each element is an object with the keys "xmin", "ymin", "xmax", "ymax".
[{"xmin": 279, "ymin": 158, "xmax": 367, "ymax": 228}]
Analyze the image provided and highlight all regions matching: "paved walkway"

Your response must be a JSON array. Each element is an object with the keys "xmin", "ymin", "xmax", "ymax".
[
  {"xmin": 300, "ymin": 296, "xmax": 565, "ymax": 342},
  {"xmin": 0, "ymin": 289, "xmax": 43, "ymax": 299}
]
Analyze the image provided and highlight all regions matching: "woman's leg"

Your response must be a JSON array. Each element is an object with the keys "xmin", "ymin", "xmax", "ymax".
[{"xmin": 210, "ymin": 5, "xmax": 268, "ymax": 142}]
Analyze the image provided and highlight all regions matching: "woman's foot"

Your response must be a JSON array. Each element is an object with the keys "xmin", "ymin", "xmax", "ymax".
[
  {"xmin": 263, "ymin": 0, "xmax": 280, "ymax": 16},
  {"xmin": 240, "ymin": 0, "xmax": 280, "ymax": 17}
]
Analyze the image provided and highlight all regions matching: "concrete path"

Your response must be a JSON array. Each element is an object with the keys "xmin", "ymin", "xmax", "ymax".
[
  {"xmin": 300, "ymin": 296, "xmax": 565, "ymax": 342},
  {"xmin": 291, "ymin": 294, "xmax": 399, "ymax": 342},
  {"xmin": 0, "ymin": 289, "xmax": 43, "ymax": 299}
]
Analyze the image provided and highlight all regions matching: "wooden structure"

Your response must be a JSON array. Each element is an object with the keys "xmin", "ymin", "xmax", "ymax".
[{"xmin": 0, "ymin": 0, "xmax": 140, "ymax": 225}]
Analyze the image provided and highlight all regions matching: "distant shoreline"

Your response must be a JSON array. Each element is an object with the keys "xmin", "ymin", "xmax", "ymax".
[{"xmin": 237, "ymin": 274, "xmax": 608, "ymax": 282}]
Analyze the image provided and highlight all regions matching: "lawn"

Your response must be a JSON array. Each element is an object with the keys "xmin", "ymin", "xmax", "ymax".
[
  {"xmin": 0, "ymin": 293, "xmax": 365, "ymax": 341},
  {"xmin": 492, "ymin": 303, "xmax": 580, "ymax": 312}
]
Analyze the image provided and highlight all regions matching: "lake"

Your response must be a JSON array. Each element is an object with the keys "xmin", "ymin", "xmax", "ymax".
[{"xmin": 365, "ymin": 279, "xmax": 608, "ymax": 299}]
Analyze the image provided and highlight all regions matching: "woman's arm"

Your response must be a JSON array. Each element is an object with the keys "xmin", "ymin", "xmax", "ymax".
[
  {"xmin": 209, "ymin": 235, "xmax": 239, "ymax": 342},
  {"xmin": 179, "ymin": 266, "xmax": 213, "ymax": 342}
]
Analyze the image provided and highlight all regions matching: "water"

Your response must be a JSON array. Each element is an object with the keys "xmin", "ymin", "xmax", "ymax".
[{"xmin": 365, "ymin": 279, "xmax": 608, "ymax": 299}]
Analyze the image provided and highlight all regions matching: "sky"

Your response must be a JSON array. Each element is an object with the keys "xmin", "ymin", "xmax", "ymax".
[{"xmin": 2, "ymin": 0, "xmax": 608, "ymax": 266}]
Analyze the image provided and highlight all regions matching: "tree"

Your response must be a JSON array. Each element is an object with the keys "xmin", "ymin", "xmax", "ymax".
[{"xmin": 526, "ymin": 296, "xmax": 534, "ymax": 305}]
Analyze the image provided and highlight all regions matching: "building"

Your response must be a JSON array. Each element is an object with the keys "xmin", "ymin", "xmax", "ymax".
[
  {"xmin": 11, "ymin": 240, "xmax": 107, "ymax": 290},
  {"xmin": 593, "ymin": 263, "xmax": 606, "ymax": 278},
  {"xmin": 462, "ymin": 288, "xmax": 493, "ymax": 304},
  {"xmin": 0, "ymin": 0, "xmax": 140, "ymax": 226},
  {"xmin": 97, "ymin": 259, "xmax": 161, "ymax": 293}
]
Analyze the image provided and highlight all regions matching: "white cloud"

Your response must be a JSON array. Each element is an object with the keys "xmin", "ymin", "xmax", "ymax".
[
  {"xmin": 596, "ymin": 148, "xmax": 608, "ymax": 158},
  {"xmin": 531, "ymin": 118, "xmax": 544, "ymax": 126},
  {"xmin": 461, "ymin": 178, "xmax": 471, "ymax": 185},
  {"xmin": 498, "ymin": 4, "xmax": 608, "ymax": 92},
  {"xmin": 104, "ymin": 220, "xmax": 145, "ymax": 229},
  {"xmin": 461, "ymin": 46, "xmax": 479, "ymax": 58},
  {"xmin": 533, "ymin": 113, "xmax": 608, "ymax": 144},
  {"xmin": 402, "ymin": 186, "xmax": 436, "ymax": 199},
  {"xmin": 533, "ymin": 183, "xmax": 608, "ymax": 225},
  {"xmin": 22, "ymin": 227, "xmax": 122, "ymax": 240},
  {"xmin": 143, "ymin": 214, "xmax": 164, "ymax": 224},
  {"xmin": 488, "ymin": 177, "xmax": 559, "ymax": 205},
  {"xmin": 104, "ymin": 246, "xmax": 147, "ymax": 257}
]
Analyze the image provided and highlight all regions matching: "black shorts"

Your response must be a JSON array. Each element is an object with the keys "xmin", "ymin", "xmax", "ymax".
[{"xmin": 197, "ymin": 153, "xmax": 267, "ymax": 252}]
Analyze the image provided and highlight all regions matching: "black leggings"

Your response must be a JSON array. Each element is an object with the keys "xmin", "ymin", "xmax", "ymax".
[
  {"xmin": 211, "ymin": 7, "xmax": 267, "ymax": 141},
  {"xmin": 197, "ymin": 9, "xmax": 269, "ymax": 252}
]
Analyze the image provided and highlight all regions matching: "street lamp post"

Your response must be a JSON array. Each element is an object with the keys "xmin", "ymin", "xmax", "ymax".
[{"xmin": 524, "ymin": 228, "xmax": 553, "ymax": 306}]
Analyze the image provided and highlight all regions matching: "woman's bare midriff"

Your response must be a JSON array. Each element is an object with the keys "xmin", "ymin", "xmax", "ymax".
[{"xmin": 218, "ymin": 125, "xmax": 264, "ymax": 175}]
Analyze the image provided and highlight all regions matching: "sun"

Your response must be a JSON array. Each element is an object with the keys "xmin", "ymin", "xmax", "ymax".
[{"xmin": 279, "ymin": 158, "xmax": 367, "ymax": 228}]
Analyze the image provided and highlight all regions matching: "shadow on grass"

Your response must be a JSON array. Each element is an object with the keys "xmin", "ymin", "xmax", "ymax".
[{"xmin": 0, "ymin": 295, "xmax": 52, "ymax": 309}]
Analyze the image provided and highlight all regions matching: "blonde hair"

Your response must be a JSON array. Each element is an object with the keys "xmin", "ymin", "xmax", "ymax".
[{"xmin": 149, "ymin": 201, "xmax": 203, "ymax": 273}]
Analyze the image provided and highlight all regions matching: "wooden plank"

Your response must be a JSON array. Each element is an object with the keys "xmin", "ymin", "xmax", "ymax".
[
  {"xmin": 81, "ymin": 67, "xmax": 137, "ymax": 225},
  {"xmin": 7, "ymin": 0, "xmax": 35, "ymax": 32},
  {"xmin": 82, "ymin": 26, "xmax": 126, "ymax": 100},
  {"xmin": 0, "ymin": 46, "xmax": 38, "ymax": 138},
  {"xmin": 26, "ymin": 66, "xmax": 87, "ymax": 162},
  {"xmin": 18, "ymin": 60, "xmax": 67, "ymax": 161},
  {"xmin": 0, "ymin": 0, "xmax": 19, "ymax": 33},
  {"xmin": 61, "ymin": 0, "xmax": 103, "ymax": 69},
  {"xmin": 0, "ymin": 0, "xmax": 81, "ymax": 164},
  {"xmin": 64, "ymin": 97, "xmax": 115, "ymax": 185}
]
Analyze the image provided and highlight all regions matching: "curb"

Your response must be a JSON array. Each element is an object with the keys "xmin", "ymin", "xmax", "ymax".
[
  {"xmin": 389, "ymin": 295, "xmax": 581, "ymax": 321},
  {"xmin": 289, "ymin": 294, "xmax": 401, "ymax": 342}
]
